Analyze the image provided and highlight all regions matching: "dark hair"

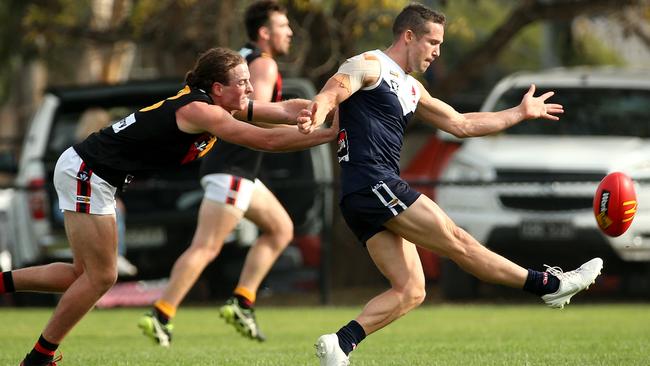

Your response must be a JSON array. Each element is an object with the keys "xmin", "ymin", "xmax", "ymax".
[
  {"xmin": 393, "ymin": 3, "xmax": 446, "ymax": 39},
  {"xmin": 245, "ymin": 0, "xmax": 286, "ymax": 41},
  {"xmin": 185, "ymin": 47, "xmax": 245, "ymax": 91}
]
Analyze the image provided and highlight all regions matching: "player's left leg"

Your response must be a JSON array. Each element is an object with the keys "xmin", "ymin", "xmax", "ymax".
[
  {"xmin": 139, "ymin": 197, "xmax": 243, "ymax": 347},
  {"xmin": 358, "ymin": 232, "xmax": 426, "ymax": 333},
  {"xmin": 220, "ymin": 180, "xmax": 293, "ymax": 341},
  {"xmin": 316, "ymin": 231, "xmax": 425, "ymax": 365}
]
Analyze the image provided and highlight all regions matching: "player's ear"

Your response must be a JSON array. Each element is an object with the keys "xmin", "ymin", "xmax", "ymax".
[
  {"xmin": 212, "ymin": 82, "xmax": 224, "ymax": 97},
  {"xmin": 404, "ymin": 29, "xmax": 414, "ymax": 43},
  {"xmin": 259, "ymin": 26, "xmax": 271, "ymax": 41}
]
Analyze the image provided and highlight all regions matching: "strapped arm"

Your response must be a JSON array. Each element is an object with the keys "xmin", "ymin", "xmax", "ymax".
[{"xmin": 337, "ymin": 56, "xmax": 381, "ymax": 95}]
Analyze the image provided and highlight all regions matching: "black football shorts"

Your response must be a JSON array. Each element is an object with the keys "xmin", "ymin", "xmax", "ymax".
[{"xmin": 340, "ymin": 178, "xmax": 421, "ymax": 244}]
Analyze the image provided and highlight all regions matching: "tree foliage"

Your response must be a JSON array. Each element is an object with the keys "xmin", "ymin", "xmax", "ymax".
[{"xmin": 0, "ymin": 0, "xmax": 648, "ymax": 105}]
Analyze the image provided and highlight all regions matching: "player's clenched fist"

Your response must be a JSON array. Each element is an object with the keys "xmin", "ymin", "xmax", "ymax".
[{"xmin": 298, "ymin": 102, "xmax": 318, "ymax": 134}]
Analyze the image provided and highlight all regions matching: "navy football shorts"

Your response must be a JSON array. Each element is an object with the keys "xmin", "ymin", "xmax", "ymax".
[{"xmin": 340, "ymin": 178, "xmax": 421, "ymax": 244}]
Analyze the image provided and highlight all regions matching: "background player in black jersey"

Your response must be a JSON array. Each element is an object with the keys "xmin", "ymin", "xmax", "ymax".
[
  {"xmin": 140, "ymin": 1, "xmax": 296, "ymax": 344},
  {"xmin": 2, "ymin": 47, "xmax": 336, "ymax": 366},
  {"xmin": 297, "ymin": 4, "xmax": 604, "ymax": 365}
]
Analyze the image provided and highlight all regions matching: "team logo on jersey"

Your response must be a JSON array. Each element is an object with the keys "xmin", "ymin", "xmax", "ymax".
[
  {"xmin": 389, "ymin": 79, "xmax": 399, "ymax": 94},
  {"xmin": 77, "ymin": 171, "xmax": 90, "ymax": 182},
  {"xmin": 112, "ymin": 113, "xmax": 136, "ymax": 133},
  {"xmin": 337, "ymin": 129, "xmax": 350, "ymax": 163},
  {"xmin": 181, "ymin": 134, "xmax": 216, "ymax": 164}
]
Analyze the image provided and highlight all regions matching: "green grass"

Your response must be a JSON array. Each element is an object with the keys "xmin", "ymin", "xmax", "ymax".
[{"xmin": 1, "ymin": 304, "xmax": 649, "ymax": 365}]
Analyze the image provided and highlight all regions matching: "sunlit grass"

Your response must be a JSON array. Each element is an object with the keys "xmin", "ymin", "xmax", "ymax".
[{"xmin": 1, "ymin": 304, "xmax": 649, "ymax": 365}]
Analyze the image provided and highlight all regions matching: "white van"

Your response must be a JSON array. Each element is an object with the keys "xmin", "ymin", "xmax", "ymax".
[{"xmin": 436, "ymin": 67, "xmax": 650, "ymax": 297}]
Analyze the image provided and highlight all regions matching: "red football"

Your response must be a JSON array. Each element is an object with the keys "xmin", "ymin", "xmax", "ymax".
[{"xmin": 593, "ymin": 172, "xmax": 637, "ymax": 237}]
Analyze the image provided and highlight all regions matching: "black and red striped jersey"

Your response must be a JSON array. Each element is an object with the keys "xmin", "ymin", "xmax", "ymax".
[{"xmin": 74, "ymin": 86, "xmax": 215, "ymax": 190}]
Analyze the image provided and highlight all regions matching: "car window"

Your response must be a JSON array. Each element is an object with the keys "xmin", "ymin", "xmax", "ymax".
[
  {"xmin": 493, "ymin": 88, "xmax": 650, "ymax": 137},
  {"xmin": 47, "ymin": 106, "xmax": 140, "ymax": 160}
]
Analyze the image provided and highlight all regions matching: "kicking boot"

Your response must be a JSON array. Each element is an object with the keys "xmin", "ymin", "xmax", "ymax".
[
  {"xmin": 315, "ymin": 334, "xmax": 349, "ymax": 366},
  {"xmin": 542, "ymin": 257, "xmax": 603, "ymax": 309},
  {"xmin": 20, "ymin": 353, "xmax": 62, "ymax": 366},
  {"xmin": 138, "ymin": 312, "xmax": 173, "ymax": 347},
  {"xmin": 219, "ymin": 297, "xmax": 266, "ymax": 342}
]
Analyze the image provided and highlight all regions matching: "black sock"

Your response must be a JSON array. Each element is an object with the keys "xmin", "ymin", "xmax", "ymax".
[
  {"xmin": 153, "ymin": 307, "xmax": 170, "ymax": 325},
  {"xmin": 24, "ymin": 335, "xmax": 58, "ymax": 365},
  {"xmin": 523, "ymin": 269, "xmax": 560, "ymax": 296},
  {"xmin": 234, "ymin": 294, "xmax": 253, "ymax": 309},
  {"xmin": 335, "ymin": 320, "xmax": 366, "ymax": 356},
  {"xmin": 1, "ymin": 271, "xmax": 15, "ymax": 293}
]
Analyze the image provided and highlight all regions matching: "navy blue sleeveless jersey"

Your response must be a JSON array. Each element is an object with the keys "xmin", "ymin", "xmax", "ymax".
[
  {"xmin": 337, "ymin": 50, "xmax": 421, "ymax": 197},
  {"xmin": 199, "ymin": 42, "xmax": 283, "ymax": 180},
  {"xmin": 74, "ymin": 86, "xmax": 215, "ymax": 190}
]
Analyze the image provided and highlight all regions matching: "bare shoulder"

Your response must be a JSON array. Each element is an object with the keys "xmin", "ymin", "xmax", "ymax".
[
  {"xmin": 249, "ymin": 56, "xmax": 278, "ymax": 73},
  {"xmin": 178, "ymin": 100, "xmax": 212, "ymax": 115},
  {"xmin": 177, "ymin": 101, "xmax": 224, "ymax": 134}
]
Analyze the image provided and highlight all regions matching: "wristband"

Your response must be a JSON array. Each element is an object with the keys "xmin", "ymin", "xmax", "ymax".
[{"xmin": 247, "ymin": 99, "xmax": 254, "ymax": 122}]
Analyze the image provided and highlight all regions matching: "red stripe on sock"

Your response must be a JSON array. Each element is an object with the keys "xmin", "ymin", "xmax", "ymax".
[
  {"xmin": 34, "ymin": 343, "xmax": 56, "ymax": 357},
  {"xmin": 0, "ymin": 274, "xmax": 5, "ymax": 293}
]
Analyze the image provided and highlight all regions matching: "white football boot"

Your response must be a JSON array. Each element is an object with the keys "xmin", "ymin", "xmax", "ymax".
[
  {"xmin": 315, "ymin": 334, "xmax": 350, "ymax": 366},
  {"xmin": 541, "ymin": 257, "xmax": 603, "ymax": 308}
]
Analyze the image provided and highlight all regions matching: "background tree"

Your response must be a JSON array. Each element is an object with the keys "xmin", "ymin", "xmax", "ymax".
[{"xmin": 0, "ymin": 0, "xmax": 648, "ymax": 288}]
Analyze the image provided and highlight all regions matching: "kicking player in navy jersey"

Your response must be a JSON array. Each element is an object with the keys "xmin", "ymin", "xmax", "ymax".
[
  {"xmin": 299, "ymin": 4, "xmax": 604, "ymax": 365},
  {"xmin": 2, "ymin": 47, "xmax": 337, "ymax": 366},
  {"xmin": 141, "ymin": 0, "xmax": 296, "ymax": 344}
]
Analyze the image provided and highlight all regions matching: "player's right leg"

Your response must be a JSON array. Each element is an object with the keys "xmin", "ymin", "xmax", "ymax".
[
  {"xmin": 140, "ymin": 174, "xmax": 246, "ymax": 346},
  {"xmin": 384, "ymin": 193, "xmax": 602, "ymax": 307}
]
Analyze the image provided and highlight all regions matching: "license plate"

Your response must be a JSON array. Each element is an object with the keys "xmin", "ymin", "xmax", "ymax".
[{"xmin": 519, "ymin": 221, "xmax": 575, "ymax": 240}]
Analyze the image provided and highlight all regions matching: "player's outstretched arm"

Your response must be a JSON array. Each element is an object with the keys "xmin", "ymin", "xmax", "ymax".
[
  {"xmin": 249, "ymin": 110, "xmax": 340, "ymax": 152},
  {"xmin": 233, "ymin": 98, "xmax": 311, "ymax": 125},
  {"xmin": 415, "ymin": 82, "xmax": 563, "ymax": 138},
  {"xmin": 178, "ymin": 101, "xmax": 337, "ymax": 152}
]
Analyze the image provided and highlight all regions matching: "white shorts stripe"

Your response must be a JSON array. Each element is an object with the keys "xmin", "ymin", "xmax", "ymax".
[
  {"xmin": 53, "ymin": 147, "xmax": 117, "ymax": 215},
  {"xmin": 371, "ymin": 181, "xmax": 406, "ymax": 216}
]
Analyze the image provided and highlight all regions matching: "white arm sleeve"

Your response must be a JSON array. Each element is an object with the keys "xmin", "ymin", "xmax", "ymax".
[{"xmin": 337, "ymin": 57, "xmax": 381, "ymax": 95}]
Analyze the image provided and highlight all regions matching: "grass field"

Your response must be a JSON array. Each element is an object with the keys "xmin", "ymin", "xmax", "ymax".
[{"xmin": 1, "ymin": 304, "xmax": 649, "ymax": 365}]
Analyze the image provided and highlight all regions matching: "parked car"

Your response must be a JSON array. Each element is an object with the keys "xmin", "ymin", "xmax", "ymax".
[
  {"xmin": 4, "ymin": 78, "xmax": 332, "ymax": 300},
  {"xmin": 0, "ymin": 139, "xmax": 18, "ymax": 273},
  {"xmin": 435, "ymin": 67, "xmax": 650, "ymax": 297}
]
